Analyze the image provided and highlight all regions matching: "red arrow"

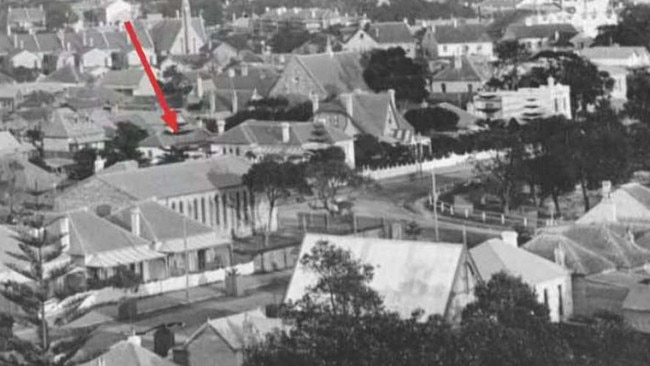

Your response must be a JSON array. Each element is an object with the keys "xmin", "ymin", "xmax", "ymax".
[{"xmin": 124, "ymin": 21, "xmax": 178, "ymax": 133}]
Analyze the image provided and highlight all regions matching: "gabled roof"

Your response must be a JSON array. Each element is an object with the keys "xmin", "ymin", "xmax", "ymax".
[
  {"xmin": 367, "ymin": 22, "xmax": 414, "ymax": 44},
  {"xmin": 434, "ymin": 24, "xmax": 491, "ymax": 44},
  {"xmin": 0, "ymin": 131, "xmax": 23, "ymax": 155},
  {"xmin": 318, "ymin": 90, "xmax": 414, "ymax": 138},
  {"xmin": 109, "ymin": 201, "xmax": 220, "ymax": 252},
  {"xmin": 502, "ymin": 23, "xmax": 578, "ymax": 40},
  {"xmin": 292, "ymin": 51, "xmax": 369, "ymax": 95},
  {"xmin": 579, "ymin": 46, "xmax": 650, "ymax": 61},
  {"xmin": 183, "ymin": 309, "xmax": 283, "ymax": 352},
  {"xmin": 150, "ymin": 18, "xmax": 206, "ymax": 53},
  {"xmin": 79, "ymin": 340, "xmax": 177, "ymax": 366},
  {"xmin": 471, "ymin": 239, "xmax": 569, "ymax": 284},
  {"xmin": 285, "ymin": 234, "xmax": 468, "ymax": 318},
  {"xmin": 42, "ymin": 64, "xmax": 87, "ymax": 84},
  {"xmin": 0, "ymin": 156, "xmax": 62, "ymax": 190},
  {"xmin": 65, "ymin": 85, "xmax": 128, "ymax": 110},
  {"xmin": 63, "ymin": 209, "xmax": 153, "ymax": 256},
  {"xmin": 100, "ymin": 68, "xmax": 146, "ymax": 89},
  {"xmin": 211, "ymin": 120, "xmax": 352, "ymax": 146},
  {"xmin": 40, "ymin": 107, "xmax": 106, "ymax": 140},
  {"xmin": 95, "ymin": 155, "xmax": 251, "ymax": 199},
  {"xmin": 577, "ymin": 183, "xmax": 650, "ymax": 225},
  {"xmin": 432, "ymin": 56, "xmax": 490, "ymax": 82},
  {"xmin": 524, "ymin": 224, "xmax": 650, "ymax": 275}
]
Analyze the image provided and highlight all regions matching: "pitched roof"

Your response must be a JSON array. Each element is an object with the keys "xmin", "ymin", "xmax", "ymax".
[
  {"xmin": 43, "ymin": 64, "xmax": 88, "ymax": 84},
  {"xmin": 577, "ymin": 183, "xmax": 650, "ymax": 225},
  {"xmin": 211, "ymin": 120, "xmax": 352, "ymax": 146},
  {"xmin": 319, "ymin": 91, "xmax": 414, "ymax": 138},
  {"xmin": 367, "ymin": 22, "xmax": 414, "ymax": 44},
  {"xmin": 40, "ymin": 107, "xmax": 106, "ymax": 140},
  {"xmin": 524, "ymin": 224, "xmax": 650, "ymax": 275},
  {"xmin": 471, "ymin": 239, "xmax": 569, "ymax": 284},
  {"xmin": 213, "ymin": 66, "xmax": 279, "ymax": 96},
  {"xmin": 109, "ymin": 201, "xmax": 222, "ymax": 252},
  {"xmin": 65, "ymin": 85, "xmax": 128, "ymax": 110},
  {"xmin": 432, "ymin": 56, "xmax": 490, "ymax": 82},
  {"xmin": 79, "ymin": 340, "xmax": 177, "ymax": 366},
  {"xmin": 434, "ymin": 24, "xmax": 491, "ymax": 44},
  {"xmin": 0, "ymin": 131, "xmax": 23, "ymax": 155},
  {"xmin": 100, "ymin": 68, "xmax": 146, "ymax": 89},
  {"xmin": 0, "ymin": 156, "xmax": 63, "ymax": 190},
  {"xmin": 95, "ymin": 155, "xmax": 251, "ymax": 199},
  {"xmin": 285, "ymin": 234, "xmax": 468, "ymax": 318},
  {"xmin": 150, "ymin": 18, "xmax": 205, "ymax": 53},
  {"xmin": 502, "ymin": 23, "xmax": 578, "ymax": 40},
  {"xmin": 183, "ymin": 309, "xmax": 283, "ymax": 352},
  {"xmin": 579, "ymin": 46, "xmax": 650, "ymax": 61},
  {"xmin": 139, "ymin": 127, "xmax": 213, "ymax": 148},
  {"xmin": 63, "ymin": 209, "xmax": 153, "ymax": 256},
  {"xmin": 293, "ymin": 51, "xmax": 369, "ymax": 94}
]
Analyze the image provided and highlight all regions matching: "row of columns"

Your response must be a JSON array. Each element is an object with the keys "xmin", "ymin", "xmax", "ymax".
[{"xmin": 166, "ymin": 189, "xmax": 254, "ymax": 233}]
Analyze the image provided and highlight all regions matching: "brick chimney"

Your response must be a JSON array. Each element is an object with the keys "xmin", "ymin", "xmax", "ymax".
[
  {"xmin": 501, "ymin": 230, "xmax": 518, "ymax": 247},
  {"xmin": 217, "ymin": 119, "xmax": 226, "ymax": 134},
  {"xmin": 130, "ymin": 207, "xmax": 141, "ymax": 237},
  {"xmin": 310, "ymin": 91, "xmax": 319, "ymax": 114}
]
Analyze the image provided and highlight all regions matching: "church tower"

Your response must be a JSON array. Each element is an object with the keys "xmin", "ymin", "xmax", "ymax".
[{"xmin": 181, "ymin": 0, "xmax": 192, "ymax": 54}]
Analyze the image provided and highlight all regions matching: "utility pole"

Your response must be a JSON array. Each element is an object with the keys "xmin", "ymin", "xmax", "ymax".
[
  {"xmin": 184, "ymin": 215, "xmax": 189, "ymax": 303},
  {"xmin": 432, "ymin": 169, "xmax": 440, "ymax": 242}
]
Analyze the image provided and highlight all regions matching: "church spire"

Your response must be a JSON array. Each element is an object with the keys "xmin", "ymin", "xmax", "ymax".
[{"xmin": 181, "ymin": 0, "xmax": 192, "ymax": 54}]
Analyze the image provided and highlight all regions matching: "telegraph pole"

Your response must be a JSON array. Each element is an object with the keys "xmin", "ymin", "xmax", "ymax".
[
  {"xmin": 184, "ymin": 215, "xmax": 189, "ymax": 303},
  {"xmin": 432, "ymin": 169, "xmax": 440, "ymax": 242}
]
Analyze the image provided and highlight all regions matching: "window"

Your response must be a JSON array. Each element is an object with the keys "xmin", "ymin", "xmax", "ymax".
[
  {"xmin": 171, "ymin": 202, "xmax": 176, "ymax": 210},
  {"xmin": 555, "ymin": 99, "xmax": 559, "ymax": 112},
  {"xmin": 193, "ymin": 198, "xmax": 199, "ymax": 220},
  {"xmin": 558, "ymin": 285, "xmax": 564, "ymax": 318},
  {"xmin": 201, "ymin": 197, "xmax": 206, "ymax": 223},
  {"xmin": 442, "ymin": 45, "xmax": 447, "ymax": 52},
  {"xmin": 477, "ymin": 44, "xmax": 483, "ymax": 51},
  {"xmin": 543, "ymin": 289, "xmax": 549, "ymax": 308},
  {"xmin": 223, "ymin": 194, "xmax": 228, "ymax": 227},
  {"xmin": 179, "ymin": 201, "xmax": 184, "ymax": 214},
  {"xmin": 214, "ymin": 195, "xmax": 220, "ymax": 225},
  {"xmin": 441, "ymin": 83, "xmax": 447, "ymax": 93},
  {"xmin": 468, "ymin": 84, "xmax": 473, "ymax": 93}
]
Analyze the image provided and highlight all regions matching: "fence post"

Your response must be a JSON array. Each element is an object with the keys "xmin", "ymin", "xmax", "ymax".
[
  {"xmin": 450, "ymin": 206, "xmax": 455, "ymax": 215},
  {"xmin": 501, "ymin": 214, "xmax": 505, "ymax": 225},
  {"xmin": 482, "ymin": 212, "xmax": 486, "ymax": 222}
]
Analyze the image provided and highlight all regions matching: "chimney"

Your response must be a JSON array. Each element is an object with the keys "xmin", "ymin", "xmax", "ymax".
[
  {"xmin": 60, "ymin": 217, "xmax": 70, "ymax": 251},
  {"xmin": 130, "ymin": 207, "xmax": 141, "ymax": 237},
  {"xmin": 217, "ymin": 119, "xmax": 226, "ymax": 134},
  {"xmin": 12, "ymin": 34, "xmax": 17, "ymax": 48},
  {"xmin": 344, "ymin": 93, "xmax": 353, "ymax": 117},
  {"xmin": 454, "ymin": 54, "xmax": 462, "ymax": 69},
  {"xmin": 196, "ymin": 76, "xmax": 203, "ymax": 98},
  {"xmin": 452, "ymin": 18, "xmax": 458, "ymax": 28},
  {"xmin": 241, "ymin": 64, "xmax": 248, "ymax": 76},
  {"xmin": 94, "ymin": 155, "xmax": 106, "ymax": 173},
  {"xmin": 19, "ymin": 40, "xmax": 24, "ymax": 49},
  {"xmin": 227, "ymin": 68, "xmax": 235, "ymax": 78},
  {"xmin": 6, "ymin": 24, "xmax": 10, "ymax": 36},
  {"xmin": 547, "ymin": 76, "xmax": 555, "ymax": 86},
  {"xmin": 209, "ymin": 91, "xmax": 216, "ymax": 114},
  {"xmin": 553, "ymin": 245, "xmax": 566, "ymax": 267},
  {"xmin": 89, "ymin": 37, "xmax": 94, "ymax": 48},
  {"xmin": 127, "ymin": 329, "xmax": 142, "ymax": 347},
  {"xmin": 387, "ymin": 89, "xmax": 396, "ymax": 105},
  {"xmin": 176, "ymin": 10, "xmax": 180, "ymax": 18},
  {"xmin": 601, "ymin": 180, "xmax": 612, "ymax": 198},
  {"xmin": 500, "ymin": 230, "xmax": 519, "ymax": 247},
  {"xmin": 82, "ymin": 32, "xmax": 87, "ymax": 47},
  {"xmin": 310, "ymin": 91, "xmax": 319, "ymax": 114},
  {"xmin": 403, "ymin": 17, "xmax": 408, "ymax": 25},
  {"xmin": 325, "ymin": 35, "xmax": 333, "ymax": 57},
  {"xmin": 232, "ymin": 90, "xmax": 238, "ymax": 114},
  {"xmin": 281, "ymin": 122, "xmax": 290, "ymax": 143}
]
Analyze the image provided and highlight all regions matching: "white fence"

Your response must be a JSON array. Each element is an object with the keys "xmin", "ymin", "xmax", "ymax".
[
  {"xmin": 46, "ymin": 261, "xmax": 255, "ymax": 314},
  {"xmin": 360, "ymin": 150, "xmax": 498, "ymax": 180}
]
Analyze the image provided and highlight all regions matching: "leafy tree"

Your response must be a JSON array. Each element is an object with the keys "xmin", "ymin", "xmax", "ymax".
[
  {"xmin": 268, "ymin": 25, "xmax": 311, "ymax": 53},
  {"xmin": 158, "ymin": 147, "xmax": 189, "ymax": 165},
  {"xmin": 69, "ymin": 148, "xmax": 97, "ymax": 181},
  {"xmin": 353, "ymin": 134, "xmax": 386, "ymax": 168},
  {"xmin": 0, "ymin": 161, "xmax": 25, "ymax": 220},
  {"xmin": 524, "ymin": 51, "xmax": 613, "ymax": 118},
  {"xmin": 243, "ymin": 157, "xmax": 301, "ymax": 246},
  {"xmin": 489, "ymin": 40, "xmax": 531, "ymax": 90},
  {"xmin": 103, "ymin": 122, "xmax": 148, "ymax": 167},
  {"xmin": 224, "ymin": 98, "xmax": 313, "ymax": 131},
  {"xmin": 43, "ymin": 2, "xmax": 78, "ymax": 31},
  {"xmin": 593, "ymin": 5, "xmax": 650, "ymax": 49},
  {"xmin": 0, "ymin": 216, "xmax": 94, "ymax": 365},
  {"xmin": 12, "ymin": 67, "xmax": 40, "ymax": 83},
  {"xmin": 625, "ymin": 68, "xmax": 650, "ymax": 123},
  {"xmin": 404, "ymin": 221, "xmax": 421, "ymax": 240},
  {"xmin": 365, "ymin": 0, "xmax": 474, "ymax": 22},
  {"xmin": 362, "ymin": 48, "xmax": 427, "ymax": 104},
  {"xmin": 404, "ymin": 107, "xmax": 459, "ymax": 135},
  {"xmin": 461, "ymin": 272, "xmax": 573, "ymax": 366},
  {"xmin": 304, "ymin": 147, "xmax": 365, "ymax": 215},
  {"xmin": 192, "ymin": 0, "xmax": 224, "ymax": 26}
]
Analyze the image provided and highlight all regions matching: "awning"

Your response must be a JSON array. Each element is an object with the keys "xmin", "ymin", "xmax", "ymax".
[{"xmin": 85, "ymin": 246, "xmax": 165, "ymax": 268}]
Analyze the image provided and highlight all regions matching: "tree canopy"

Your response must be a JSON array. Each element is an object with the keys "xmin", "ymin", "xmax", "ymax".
[{"xmin": 362, "ymin": 48, "xmax": 427, "ymax": 104}]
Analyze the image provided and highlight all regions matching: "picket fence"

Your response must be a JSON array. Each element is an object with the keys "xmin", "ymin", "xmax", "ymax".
[
  {"xmin": 46, "ymin": 261, "xmax": 255, "ymax": 314},
  {"xmin": 359, "ymin": 150, "xmax": 498, "ymax": 180}
]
